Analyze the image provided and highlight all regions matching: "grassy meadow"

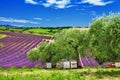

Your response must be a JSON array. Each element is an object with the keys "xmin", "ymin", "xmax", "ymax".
[
  {"xmin": 24, "ymin": 28, "xmax": 59, "ymax": 34},
  {"xmin": 0, "ymin": 67, "xmax": 120, "ymax": 80}
]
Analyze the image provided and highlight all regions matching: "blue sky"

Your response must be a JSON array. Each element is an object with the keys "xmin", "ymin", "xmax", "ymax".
[{"xmin": 0, "ymin": 0, "xmax": 120, "ymax": 27}]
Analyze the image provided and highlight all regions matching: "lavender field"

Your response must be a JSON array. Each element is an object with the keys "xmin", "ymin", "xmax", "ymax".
[{"xmin": 0, "ymin": 31, "xmax": 51, "ymax": 68}]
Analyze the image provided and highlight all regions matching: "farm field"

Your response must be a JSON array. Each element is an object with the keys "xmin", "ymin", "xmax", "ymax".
[
  {"xmin": 0, "ymin": 68, "xmax": 120, "ymax": 80},
  {"xmin": 0, "ymin": 27, "xmax": 57, "ymax": 35},
  {"xmin": 24, "ymin": 28, "xmax": 59, "ymax": 34},
  {"xmin": 0, "ymin": 26, "xmax": 89, "ymax": 35},
  {"xmin": 0, "ymin": 31, "xmax": 51, "ymax": 68}
]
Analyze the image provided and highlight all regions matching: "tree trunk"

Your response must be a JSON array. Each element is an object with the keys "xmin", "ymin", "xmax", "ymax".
[{"xmin": 74, "ymin": 47, "xmax": 79, "ymax": 67}]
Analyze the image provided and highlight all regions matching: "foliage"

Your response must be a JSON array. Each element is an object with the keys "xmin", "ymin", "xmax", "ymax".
[
  {"xmin": 27, "ymin": 41, "xmax": 57, "ymax": 62},
  {"xmin": 54, "ymin": 28, "xmax": 89, "ymax": 64},
  {"xmin": 27, "ymin": 28, "xmax": 89, "ymax": 63},
  {"xmin": 89, "ymin": 13, "xmax": 120, "ymax": 63},
  {"xmin": 27, "ymin": 47, "xmax": 41, "ymax": 62},
  {"xmin": 0, "ymin": 26, "xmax": 7, "ymax": 31}
]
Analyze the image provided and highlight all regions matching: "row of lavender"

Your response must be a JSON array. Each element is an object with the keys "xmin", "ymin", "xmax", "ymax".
[
  {"xmin": 78, "ymin": 55, "xmax": 99, "ymax": 67},
  {"xmin": 0, "ymin": 32, "xmax": 51, "ymax": 68},
  {"xmin": 0, "ymin": 31, "xmax": 51, "ymax": 39}
]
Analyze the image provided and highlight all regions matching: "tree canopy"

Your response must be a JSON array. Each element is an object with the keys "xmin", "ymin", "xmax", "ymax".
[
  {"xmin": 89, "ymin": 13, "xmax": 120, "ymax": 63},
  {"xmin": 27, "ymin": 28, "xmax": 89, "ymax": 64}
]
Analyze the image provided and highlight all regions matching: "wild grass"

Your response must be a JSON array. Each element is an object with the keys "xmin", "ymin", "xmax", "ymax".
[{"xmin": 0, "ymin": 67, "xmax": 120, "ymax": 80}]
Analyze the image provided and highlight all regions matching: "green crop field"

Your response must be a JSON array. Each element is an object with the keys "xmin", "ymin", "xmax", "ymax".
[
  {"xmin": 0, "ymin": 67, "xmax": 120, "ymax": 80},
  {"xmin": 24, "ymin": 28, "xmax": 59, "ymax": 35}
]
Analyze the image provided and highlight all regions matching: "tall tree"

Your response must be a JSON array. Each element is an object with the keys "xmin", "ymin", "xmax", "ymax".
[
  {"xmin": 27, "ymin": 28, "xmax": 89, "ymax": 66},
  {"xmin": 53, "ymin": 28, "xmax": 89, "ymax": 66},
  {"xmin": 89, "ymin": 13, "xmax": 120, "ymax": 63}
]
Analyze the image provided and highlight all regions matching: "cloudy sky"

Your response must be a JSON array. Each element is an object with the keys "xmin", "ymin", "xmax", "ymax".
[{"xmin": 0, "ymin": 0, "xmax": 120, "ymax": 27}]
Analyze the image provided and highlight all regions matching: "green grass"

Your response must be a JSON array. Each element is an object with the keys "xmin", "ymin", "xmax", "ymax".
[
  {"xmin": 0, "ymin": 34, "xmax": 6, "ymax": 39},
  {"xmin": 24, "ymin": 28, "xmax": 59, "ymax": 35},
  {"xmin": 0, "ymin": 67, "xmax": 120, "ymax": 80}
]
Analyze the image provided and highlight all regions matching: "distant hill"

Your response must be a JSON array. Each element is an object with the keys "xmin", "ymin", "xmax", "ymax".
[{"xmin": 0, "ymin": 25, "xmax": 20, "ymax": 28}]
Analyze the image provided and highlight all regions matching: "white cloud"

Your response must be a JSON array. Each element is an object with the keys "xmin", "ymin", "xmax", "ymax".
[
  {"xmin": 42, "ymin": 0, "xmax": 57, "ymax": 7},
  {"xmin": 56, "ymin": 0, "xmax": 71, "ymax": 8},
  {"xmin": 0, "ymin": 17, "xmax": 39, "ymax": 24},
  {"xmin": 24, "ymin": 0, "xmax": 113, "ymax": 9},
  {"xmin": 25, "ymin": 0, "xmax": 38, "ymax": 5},
  {"xmin": 42, "ymin": 0, "xmax": 71, "ymax": 9},
  {"xmin": 33, "ymin": 17, "xmax": 42, "ymax": 20},
  {"xmin": 81, "ymin": 0, "xmax": 113, "ymax": 6}
]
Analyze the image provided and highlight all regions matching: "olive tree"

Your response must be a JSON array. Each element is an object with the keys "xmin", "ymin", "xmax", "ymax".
[
  {"xmin": 27, "ymin": 28, "xmax": 89, "ymax": 65},
  {"xmin": 53, "ymin": 28, "xmax": 89, "ymax": 65},
  {"xmin": 27, "ymin": 40, "xmax": 59, "ymax": 62},
  {"xmin": 89, "ymin": 13, "xmax": 120, "ymax": 63}
]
